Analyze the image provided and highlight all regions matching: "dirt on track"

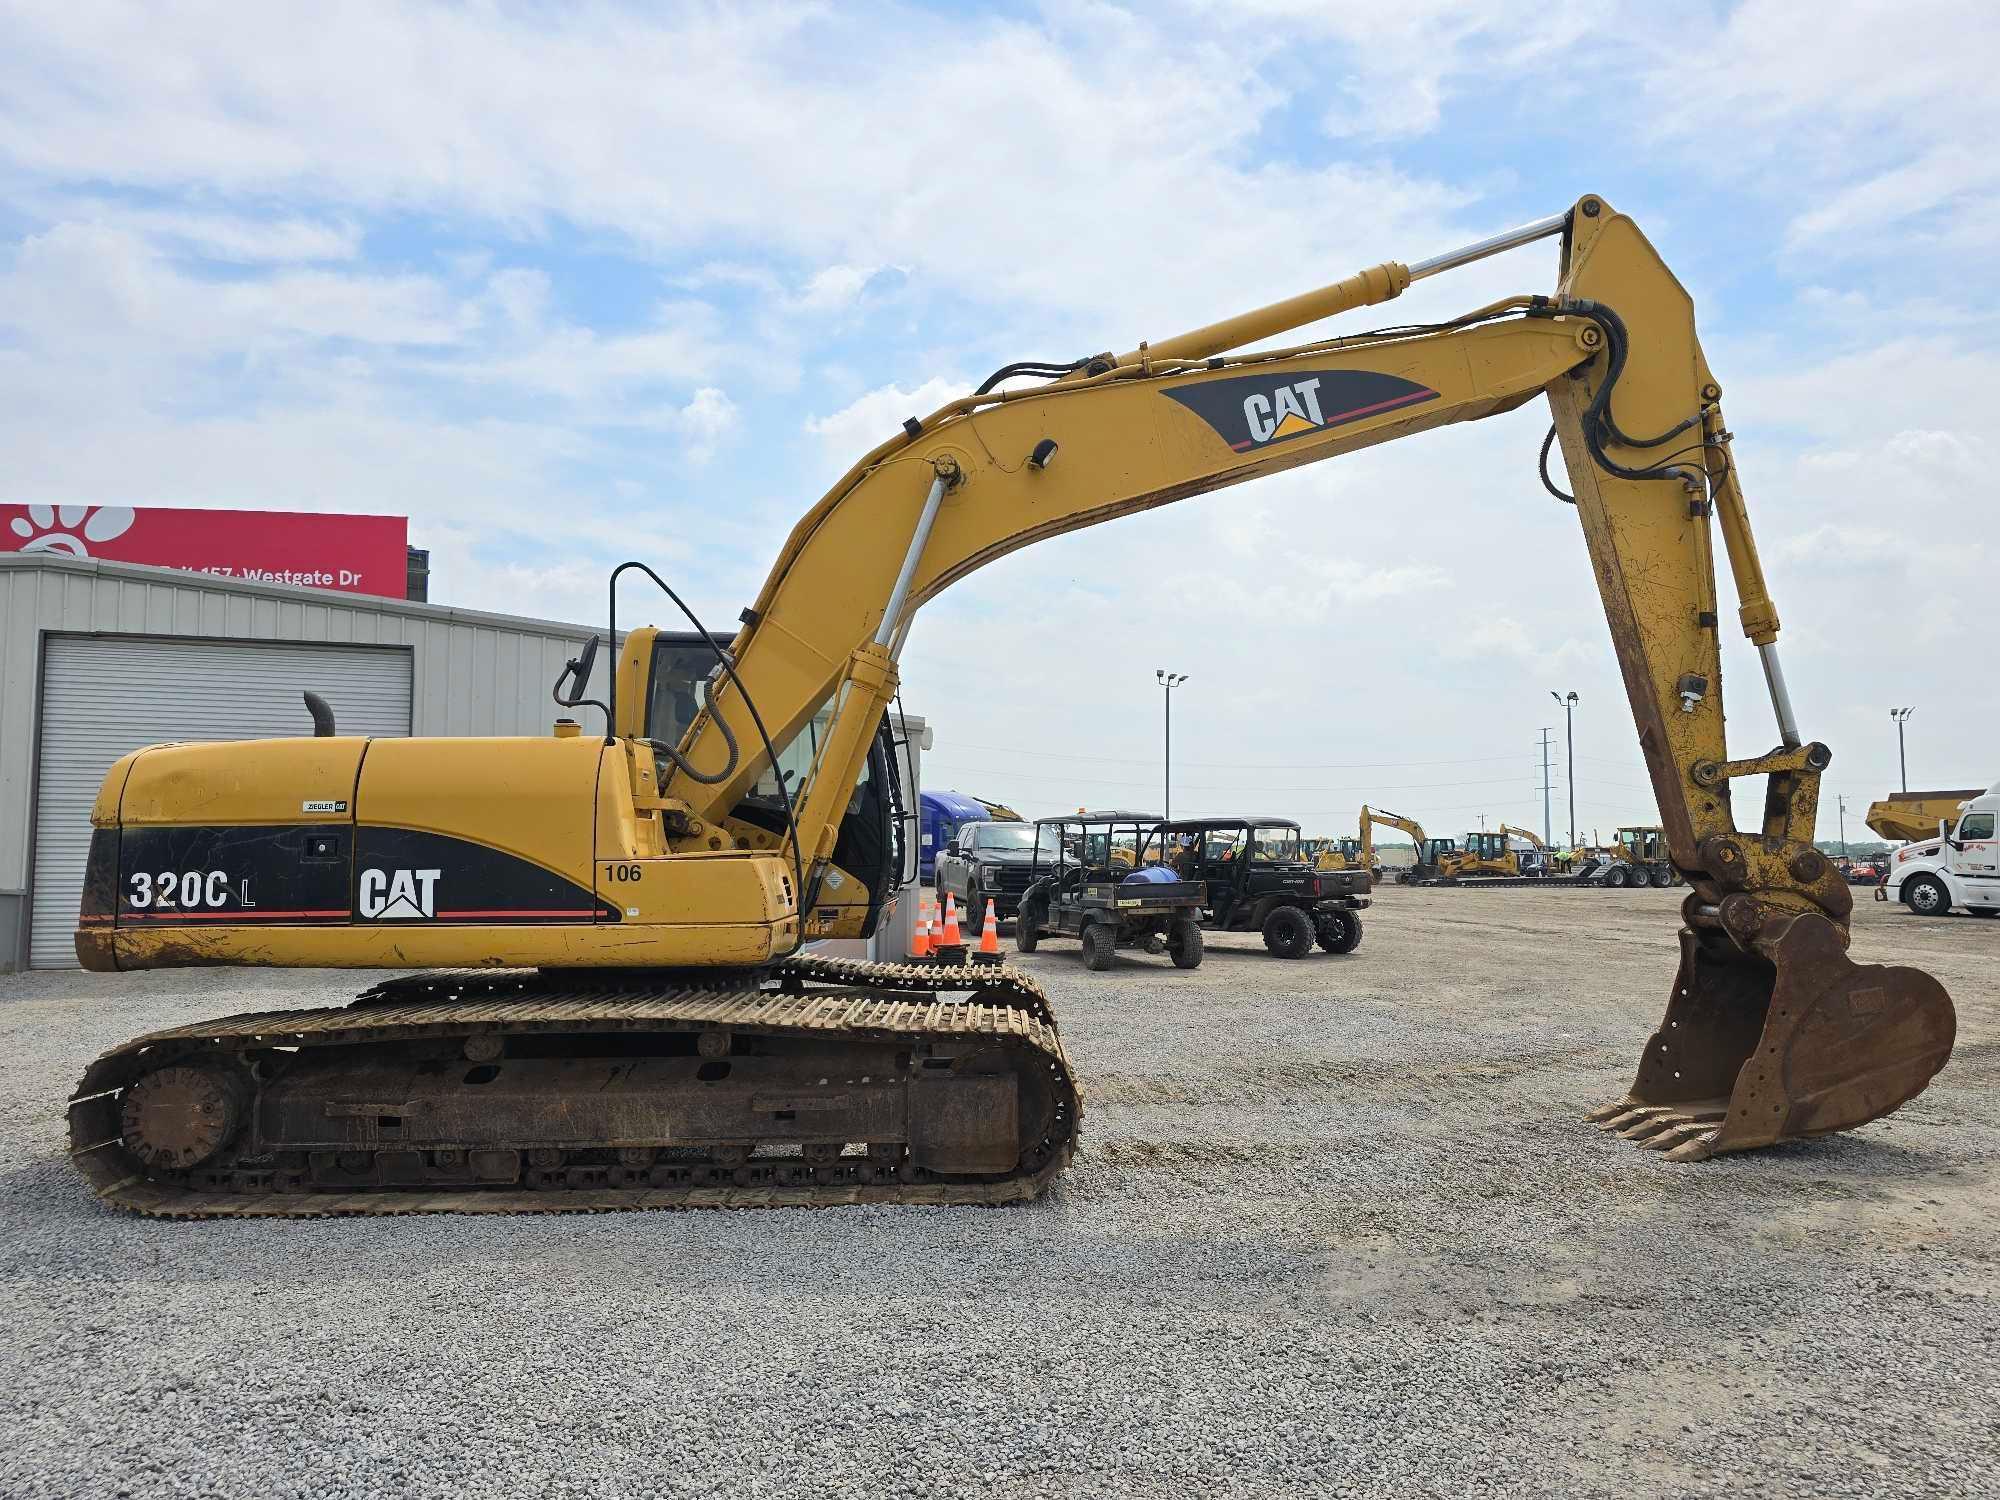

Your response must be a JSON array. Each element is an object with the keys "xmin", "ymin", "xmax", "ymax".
[{"xmin": 1, "ymin": 883, "xmax": 1995, "ymax": 1499}]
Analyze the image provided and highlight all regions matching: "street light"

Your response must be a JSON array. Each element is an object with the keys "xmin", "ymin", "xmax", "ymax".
[
  {"xmin": 1891, "ymin": 707, "xmax": 1914, "ymax": 792},
  {"xmin": 1157, "ymin": 670, "xmax": 1188, "ymax": 819},
  {"xmin": 1551, "ymin": 690, "xmax": 1578, "ymax": 848}
]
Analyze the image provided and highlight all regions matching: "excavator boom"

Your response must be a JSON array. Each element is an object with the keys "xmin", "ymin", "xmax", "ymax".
[{"xmin": 68, "ymin": 195, "xmax": 1955, "ymax": 1219}]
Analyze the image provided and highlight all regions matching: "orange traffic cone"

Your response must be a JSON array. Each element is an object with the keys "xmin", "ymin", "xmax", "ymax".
[
  {"xmin": 973, "ymin": 899, "xmax": 1002, "ymax": 964},
  {"xmin": 909, "ymin": 897, "xmax": 932, "ymax": 959},
  {"xmin": 939, "ymin": 894, "xmax": 962, "ymax": 948}
]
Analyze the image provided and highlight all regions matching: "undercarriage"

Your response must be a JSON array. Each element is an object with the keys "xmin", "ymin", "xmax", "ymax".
[{"xmin": 69, "ymin": 956, "xmax": 1078, "ymax": 1217}]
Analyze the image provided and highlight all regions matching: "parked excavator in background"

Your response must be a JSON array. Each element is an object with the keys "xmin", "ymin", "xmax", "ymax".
[
  {"xmin": 1498, "ymin": 824, "xmax": 1566, "ymax": 875},
  {"xmin": 68, "ymin": 194, "xmax": 1957, "ymax": 1220},
  {"xmin": 1360, "ymin": 805, "xmax": 1454, "ymax": 884}
]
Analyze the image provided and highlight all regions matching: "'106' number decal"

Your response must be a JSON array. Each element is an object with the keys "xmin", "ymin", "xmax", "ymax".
[{"xmin": 128, "ymin": 871, "xmax": 232, "ymax": 909}]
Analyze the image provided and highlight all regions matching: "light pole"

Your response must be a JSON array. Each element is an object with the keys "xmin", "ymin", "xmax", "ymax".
[
  {"xmin": 1551, "ymin": 690, "xmax": 1578, "ymax": 848},
  {"xmin": 1891, "ymin": 707, "xmax": 1914, "ymax": 792},
  {"xmin": 1157, "ymin": 670, "xmax": 1188, "ymax": 819}
]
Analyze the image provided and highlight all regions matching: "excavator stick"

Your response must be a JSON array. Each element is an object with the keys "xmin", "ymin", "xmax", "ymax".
[{"xmin": 1589, "ymin": 910, "xmax": 1955, "ymax": 1160}]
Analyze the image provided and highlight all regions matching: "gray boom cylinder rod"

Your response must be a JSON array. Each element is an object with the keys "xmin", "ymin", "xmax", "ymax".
[
  {"xmin": 1758, "ymin": 642, "xmax": 1803, "ymax": 749},
  {"xmin": 877, "ymin": 471, "xmax": 950, "ymax": 650},
  {"xmin": 1407, "ymin": 212, "xmax": 1568, "ymax": 282}
]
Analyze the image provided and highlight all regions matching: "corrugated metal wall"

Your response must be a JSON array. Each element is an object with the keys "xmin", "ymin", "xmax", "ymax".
[{"xmin": 0, "ymin": 556, "xmax": 609, "ymax": 908}]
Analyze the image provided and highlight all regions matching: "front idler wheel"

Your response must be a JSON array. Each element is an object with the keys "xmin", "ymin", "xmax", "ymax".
[{"xmin": 121, "ymin": 1065, "xmax": 248, "ymax": 1171}]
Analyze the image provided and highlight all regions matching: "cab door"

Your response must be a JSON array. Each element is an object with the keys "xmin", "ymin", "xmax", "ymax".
[{"xmin": 1953, "ymin": 808, "xmax": 1999, "ymax": 906}]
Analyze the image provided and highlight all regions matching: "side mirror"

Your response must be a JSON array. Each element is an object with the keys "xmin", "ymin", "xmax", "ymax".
[
  {"xmin": 554, "ymin": 634, "xmax": 600, "ymax": 706},
  {"xmin": 551, "ymin": 635, "xmax": 610, "ymax": 728},
  {"xmin": 944, "ymin": 841, "xmax": 960, "ymax": 856}
]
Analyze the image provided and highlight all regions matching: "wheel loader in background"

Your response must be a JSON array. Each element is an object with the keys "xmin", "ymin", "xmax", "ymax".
[{"xmin": 68, "ymin": 195, "xmax": 1957, "ymax": 1219}]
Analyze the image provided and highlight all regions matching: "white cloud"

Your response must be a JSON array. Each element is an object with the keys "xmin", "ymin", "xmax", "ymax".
[
  {"xmin": 48, "ymin": 202, "xmax": 363, "ymax": 262},
  {"xmin": 803, "ymin": 377, "xmax": 967, "ymax": 469},
  {"xmin": 673, "ymin": 387, "xmax": 739, "ymax": 464},
  {"xmin": 796, "ymin": 264, "xmax": 877, "ymax": 313}
]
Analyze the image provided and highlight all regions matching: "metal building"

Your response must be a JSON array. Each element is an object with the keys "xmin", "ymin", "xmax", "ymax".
[{"xmin": 0, "ymin": 553, "xmax": 604, "ymax": 970}]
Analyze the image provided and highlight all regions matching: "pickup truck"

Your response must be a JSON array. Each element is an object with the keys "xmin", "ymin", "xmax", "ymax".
[{"xmin": 933, "ymin": 820, "xmax": 1059, "ymax": 922}]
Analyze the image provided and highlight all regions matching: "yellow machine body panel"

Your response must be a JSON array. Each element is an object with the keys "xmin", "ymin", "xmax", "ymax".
[{"xmin": 80, "ymin": 732, "xmax": 797, "ymax": 971}]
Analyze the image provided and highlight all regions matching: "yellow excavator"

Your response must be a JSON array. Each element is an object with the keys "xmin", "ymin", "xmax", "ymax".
[
  {"xmin": 1498, "ymin": 823, "xmax": 1571, "ymax": 875},
  {"xmin": 68, "ymin": 195, "xmax": 1956, "ymax": 1218},
  {"xmin": 1361, "ymin": 805, "xmax": 1454, "ymax": 884}
]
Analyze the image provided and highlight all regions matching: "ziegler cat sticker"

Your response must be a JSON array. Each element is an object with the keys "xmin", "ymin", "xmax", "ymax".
[
  {"xmin": 302, "ymin": 799, "xmax": 348, "ymax": 813},
  {"xmin": 1160, "ymin": 368, "xmax": 1439, "ymax": 453},
  {"xmin": 359, "ymin": 867, "xmax": 441, "ymax": 920}
]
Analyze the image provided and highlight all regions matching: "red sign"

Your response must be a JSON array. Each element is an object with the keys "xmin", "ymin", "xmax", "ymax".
[{"xmin": 2, "ymin": 505, "xmax": 407, "ymax": 598}]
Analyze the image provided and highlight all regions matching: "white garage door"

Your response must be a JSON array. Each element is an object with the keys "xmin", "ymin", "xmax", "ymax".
[{"xmin": 30, "ymin": 636, "xmax": 412, "ymax": 968}]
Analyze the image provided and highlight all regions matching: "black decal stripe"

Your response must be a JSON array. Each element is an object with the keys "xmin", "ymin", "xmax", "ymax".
[
  {"xmin": 354, "ymin": 826, "xmax": 620, "ymax": 923},
  {"xmin": 107, "ymin": 823, "xmax": 620, "ymax": 927},
  {"xmin": 1226, "ymin": 386, "xmax": 1438, "ymax": 450},
  {"xmin": 1162, "ymin": 368, "xmax": 1440, "ymax": 453}
]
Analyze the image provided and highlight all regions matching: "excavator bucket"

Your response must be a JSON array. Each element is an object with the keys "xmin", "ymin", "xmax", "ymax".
[{"xmin": 1589, "ymin": 911, "xmax": 1955, "ymax": 1160}]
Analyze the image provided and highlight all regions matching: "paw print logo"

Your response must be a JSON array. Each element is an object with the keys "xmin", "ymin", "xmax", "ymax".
[{"xmin": 7, "ymin": 505, "xmax": 136, "ymax": 557}]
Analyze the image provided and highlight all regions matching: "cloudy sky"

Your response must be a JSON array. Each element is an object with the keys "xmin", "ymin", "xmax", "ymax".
[{"xmin": 2, "ymin": 1, "xmax": 1992, "ymax": 842}]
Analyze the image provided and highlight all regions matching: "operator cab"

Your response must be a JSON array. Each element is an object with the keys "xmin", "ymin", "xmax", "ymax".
[{"xmin": 627, "ymin": 629, "xmax": 910, "ymax": 939}]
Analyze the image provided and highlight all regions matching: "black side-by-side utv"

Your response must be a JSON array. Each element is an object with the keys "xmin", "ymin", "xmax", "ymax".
[
  {"xmin": 1015, "ymin": 812, "xmax": 1207, "ymax": 970},
  {"xmin": 1153, "ymin": 817, "xmax": 1370, "ymax": 957}
]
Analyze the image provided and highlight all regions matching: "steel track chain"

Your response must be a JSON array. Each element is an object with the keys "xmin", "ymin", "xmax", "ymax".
[
  {"xmin": 351, "ymin": 953, "xmax": 1058, "ymax": 1026},
  {"xmin": 68, "ymin": 964, "xmax": 1078, "ymax": 1220}
]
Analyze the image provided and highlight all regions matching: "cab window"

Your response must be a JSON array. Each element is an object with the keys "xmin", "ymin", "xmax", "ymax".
[
  {"xmin": 1958, "ymin": 812, "xmax": 1995, "ymax": 841},
  {"xmin": 645, "ymin": 640, "xmax": 719, "ymax": 746}
]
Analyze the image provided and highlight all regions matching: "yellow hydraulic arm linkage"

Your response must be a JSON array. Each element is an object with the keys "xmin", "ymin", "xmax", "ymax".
[
  {"xmin": 1360, "ymin": 805, "xmax": 1429, "ymax": 877},
  {"xmin": 661, "ymin": 194, "xmax": 1954, "ymax": 1160}
]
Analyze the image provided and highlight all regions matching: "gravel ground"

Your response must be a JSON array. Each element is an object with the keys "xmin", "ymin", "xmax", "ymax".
[{"xmin": 2, "ymin": 885, "xmax": 1995, "ymax": 1499}]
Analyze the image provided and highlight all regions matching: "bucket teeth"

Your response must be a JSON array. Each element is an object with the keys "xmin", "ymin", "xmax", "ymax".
[
  {"xmin": 1589, "ymin": 1104, "xmax": 1665, "ymax": 1133},
  {"xmin": 1587, "ymin": 1099, "xmax": 1724, "ymax": 1158},
  {"xmin": 1618, "ymin": 1113, "xmax": 1681, "ymax": 1142},
  {"xmin": 1644, "ymin": 1120, "xmax": 1715, "ymax": 1153},
  {"xmin": 1662, "ymin": 1132, "xmax": 1719, "ymax": 1162}
]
